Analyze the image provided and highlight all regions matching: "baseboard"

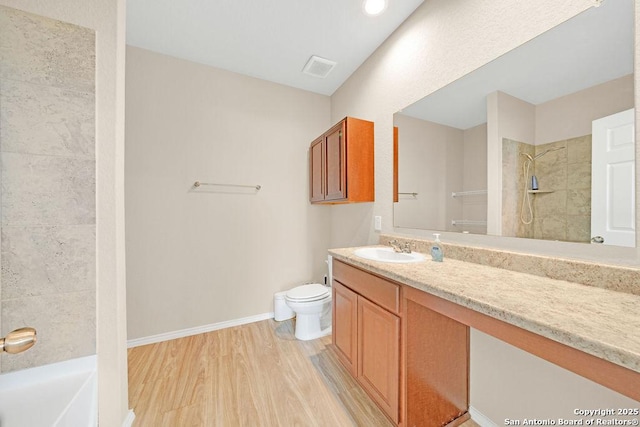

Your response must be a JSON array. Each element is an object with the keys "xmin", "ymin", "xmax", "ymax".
[
  {"xmin": 469, "ymin": 406, "xmax": 498, "ymax": 427},
  {"xmin": 127, "ymin": 312, "xmax": 275, "ymax": 348},
  {"xmin": 121, "ymin": 409, "xmax": 135, "ymax": 427}
]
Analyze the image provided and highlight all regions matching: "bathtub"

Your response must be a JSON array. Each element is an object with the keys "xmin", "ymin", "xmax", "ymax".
[{"xmin": 0, "ymin": 355, "xmax": 97, "ymax": 427}]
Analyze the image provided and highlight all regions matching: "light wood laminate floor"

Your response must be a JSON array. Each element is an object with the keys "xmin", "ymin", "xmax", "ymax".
[{"xmin": 128, "ymin": 319, "xmax": 480, "ymax": 426}]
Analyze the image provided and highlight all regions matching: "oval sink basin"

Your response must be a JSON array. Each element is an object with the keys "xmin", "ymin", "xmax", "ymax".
[{"xmin": 354, "ymin": 247, "xmax": 426, "ymax": 263}]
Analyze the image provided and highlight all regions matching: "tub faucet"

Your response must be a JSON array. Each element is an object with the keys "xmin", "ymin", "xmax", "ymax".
[{"xmin": 0, "ymin": 327, "xmax": 37, "ymax": 354}]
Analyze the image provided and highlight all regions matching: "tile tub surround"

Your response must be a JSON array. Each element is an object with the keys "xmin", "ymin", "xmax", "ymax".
[
  {"xmin": 0, "ymin": 6, "xmax": 96, "ymax": 372},
  {"xmin": 379, "ymin": 234, "xmax": 640, "ymax": 296},
  {"xmin": 328, "ymin": 246, "xmax": 640, "ymax": 378}
]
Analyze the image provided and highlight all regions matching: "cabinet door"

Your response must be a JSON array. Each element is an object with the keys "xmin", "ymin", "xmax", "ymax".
[
  {"xmin": 332, "ymin": 280, "xmax": 358, "ymax": 376},
  {"xmin": 358, "ymin": 296, "xmax": 400, "ymax": 423},
  {"xmin": 324, "ymin": 121, "xmax": 346, "ymax": 201},
  {"xmin": 405, "ymin": 299, "xmax": 468, "ymax": 427},
  {"xmin": 309, "ymin": 137, "xmax": 324, "ymax": 202}
]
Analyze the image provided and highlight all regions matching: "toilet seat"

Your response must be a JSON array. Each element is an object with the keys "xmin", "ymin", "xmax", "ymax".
[{"xmin": 285, "ymin": 283, "xmax": 330, "ymax": 302}]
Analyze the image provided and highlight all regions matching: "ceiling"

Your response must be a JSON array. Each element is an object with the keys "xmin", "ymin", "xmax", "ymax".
[
  {"xmin": 400, "ymin": 0, "xmax": 634, "ymax": 130},
  {"xmin": 126, "ymin": 0, "xmax": 424, "ymax": 96}
]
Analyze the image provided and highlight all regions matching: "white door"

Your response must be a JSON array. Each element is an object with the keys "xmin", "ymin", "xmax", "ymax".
[{"xmin": 591, "ymin": 108, "xmax": 635, "ymax": 247}]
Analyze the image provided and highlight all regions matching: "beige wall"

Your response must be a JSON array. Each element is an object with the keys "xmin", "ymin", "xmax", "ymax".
[
  {"xmin": 393, "ymin": 116, "xmax": 487, "ymax": 234},
  {"xmin": 330, "ymin": 0, "xmax": 640, "ymax": 422},
  {"xmin": 0, "ymin": 0, "xmax": 128, "ymax": 425},
  {"xmin": 461, "ymin": 124, "xmax": 488, "ymax": 234},
  {"xmin": 125, "ymin": 47, "xmax": 331, "ymax": 340},
  {"xmin": 393, "ymin": 114, "xmax": 463, "ymax": 230},
  {"xmin": 536, "ymin": 74, "xmax": 634, "ymax": 145},
  {"xmin": 471, "ymin": 330, "xmax": 638, "ymax": 422}
]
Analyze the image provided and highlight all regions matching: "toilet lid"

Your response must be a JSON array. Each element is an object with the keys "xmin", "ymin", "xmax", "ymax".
[{"xmin": 286, "ymin": 283, "xmax": 330, "ymax": 301}]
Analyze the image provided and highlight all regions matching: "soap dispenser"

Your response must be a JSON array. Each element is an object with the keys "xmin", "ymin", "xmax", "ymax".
[{"xmin": 431, "ymin": 233, "xmax": 444, "ymax": 262}]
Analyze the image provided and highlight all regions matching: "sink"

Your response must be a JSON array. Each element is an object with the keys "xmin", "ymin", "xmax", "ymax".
[{"xmin": 354, "ymin": 247, "xmax": 426, "ymax": 263}]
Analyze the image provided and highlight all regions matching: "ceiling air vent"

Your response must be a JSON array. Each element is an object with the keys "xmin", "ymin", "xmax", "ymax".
[{"xmin": 302, "ymin": 55, "xmax": 337, "ymax": 78}]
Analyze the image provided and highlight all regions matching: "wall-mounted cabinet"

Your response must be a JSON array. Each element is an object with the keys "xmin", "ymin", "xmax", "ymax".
[{"xmin": 309, "ymin": 117, "xmax": 374, "ymax": 204}]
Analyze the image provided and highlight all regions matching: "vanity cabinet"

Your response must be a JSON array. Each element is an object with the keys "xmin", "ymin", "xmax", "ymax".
[
  {"xmin": 332, "ymin": 259, "xmax": 400, "ymax": 424},
  {"xmin": 309, "ymin": 117, "xmax": 374, "ymax": 204},
  {"xmin": 332, "ymin": 280, "xmax": 358, "ymax": 376},
  {"xmin": 332, "ymin": 258, "xmax": 470, "ymax": 427},
  {"xmin": 404, "ymin": 291, "xmax": 469, "ymax": 427}
]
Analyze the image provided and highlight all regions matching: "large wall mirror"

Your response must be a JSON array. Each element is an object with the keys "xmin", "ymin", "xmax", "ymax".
[{"xmin": 394, "ymin": 0, "xmax": 635, "ymax": 248}]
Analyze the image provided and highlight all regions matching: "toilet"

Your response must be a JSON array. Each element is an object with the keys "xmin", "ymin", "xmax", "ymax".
[{"xmin": 284, "ymin": 283, "xmax": 332, "ymax": 341}]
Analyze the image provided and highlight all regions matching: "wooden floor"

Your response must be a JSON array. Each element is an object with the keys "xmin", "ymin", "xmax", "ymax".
[
  {"xmin": 128, "ymin": 319, "xmax": 480, "ymax": 426},
  {"xmin": 128, "ymin": 319, "xmax": 394, "ymax": 426}
]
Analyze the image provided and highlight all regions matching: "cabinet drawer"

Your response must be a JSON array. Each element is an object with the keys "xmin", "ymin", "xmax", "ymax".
[{"xmin": 333, "ymin": 260, "xmax": 400, "ymax": 315}]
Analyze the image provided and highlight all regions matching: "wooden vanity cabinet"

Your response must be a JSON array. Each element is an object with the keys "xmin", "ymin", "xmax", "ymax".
[
  {"xmin": 332, "ymin": 259, "xmax": 470, "ymax": 427},
  {"xmin": 309, "ymin": 117, "xmax": 374, "ymax": 204},
  {"xmin": 404, "ymin": 294, "xmax": 469, "ymax": 427},
  {"xmin": 358, "ymin": 295, "xmax": 400, "ymax": 420},
  {"xmin": 332, "ymin": 280, "xmax": 358, "ymax": 376},
  {"xmin": 332, "ymin": 260, "xmax": 401, "ymax": 424}
]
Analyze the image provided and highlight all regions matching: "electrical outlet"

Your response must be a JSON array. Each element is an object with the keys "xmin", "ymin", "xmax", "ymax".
[{"xmin": 374, "ymin": 216, "xmax": 382, "ymax": 231}]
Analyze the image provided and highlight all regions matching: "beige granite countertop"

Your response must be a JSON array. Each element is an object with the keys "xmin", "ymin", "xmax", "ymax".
[{"xmin": 329, "ymin": 245, "xmax": 640, "ymax": 375}]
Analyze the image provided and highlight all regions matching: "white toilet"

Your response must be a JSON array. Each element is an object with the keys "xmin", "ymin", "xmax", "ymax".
[{"xmin": 284, "ymin": 283, "xmax": 332, "ymax": 341}]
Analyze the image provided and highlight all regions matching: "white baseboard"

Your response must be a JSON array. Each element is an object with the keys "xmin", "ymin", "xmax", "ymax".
[
  {"xmin": 127, "ymin": 312, "xmax": 275, "ymax": 348},
  {"xmin": 121, "ymin": 409, "xmax": 135, "ymax": 427},
  {"xmin": 469, "ymin": 406, "xmax": 498, "ymax": 427}
]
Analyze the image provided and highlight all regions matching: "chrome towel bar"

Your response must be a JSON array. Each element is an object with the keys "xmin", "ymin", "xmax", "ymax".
[{"xmin": 193, "ymin": 181, "xmax": 261, "ymax": 190}]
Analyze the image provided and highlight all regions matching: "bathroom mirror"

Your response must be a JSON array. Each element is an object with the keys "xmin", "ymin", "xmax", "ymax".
[{"xmin": 393, "ymin": 0, "xmax": 635, "ymax": 247}]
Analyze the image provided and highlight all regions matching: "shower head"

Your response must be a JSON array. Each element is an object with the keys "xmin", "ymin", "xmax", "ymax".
[
  {"xmin": 519, "ymin": 152, "xmax": 533, "ymax": 162},
  {"xmin": 520, "ymin": 146, "xmax": 565, "ymax": 164},
  {"xmin": 533, "ymin": 146, "xmax": 565, "ymax": 160}
]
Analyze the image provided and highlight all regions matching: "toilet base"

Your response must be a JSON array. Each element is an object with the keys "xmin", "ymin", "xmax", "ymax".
[
  {"xmin": 285, "ymin": 288, "xmax": 332, "ymax": 341},
  {"xmin": 294, "ymin": 312, "xmax": 332, "ymax": 341}
]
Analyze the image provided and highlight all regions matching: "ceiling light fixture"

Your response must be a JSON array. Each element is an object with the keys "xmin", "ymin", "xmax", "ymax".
[{"xmin": 363, "ymin": 0, "xmax": 387, "ymax": 16}]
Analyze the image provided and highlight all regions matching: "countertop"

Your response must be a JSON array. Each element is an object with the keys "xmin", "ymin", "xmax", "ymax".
[{"xmin": 329, "ymin": 246, "xmax": 640, "ymax": 375}]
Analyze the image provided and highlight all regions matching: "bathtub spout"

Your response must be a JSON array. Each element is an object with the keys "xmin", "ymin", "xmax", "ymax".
[{"xmin": 0, "ymin": 327, "xmax": 37, "ymax": 354}]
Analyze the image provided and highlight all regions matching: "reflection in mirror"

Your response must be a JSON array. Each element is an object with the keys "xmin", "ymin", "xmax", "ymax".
[{"xmin": 393, "ymin": 0, "xmax": 634, "ymax": 247}]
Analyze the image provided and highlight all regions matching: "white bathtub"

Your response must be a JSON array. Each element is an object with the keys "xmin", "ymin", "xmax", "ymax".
[{"xmin": 0, "ymin": 355, "xmax": 97, "ymax": 427}]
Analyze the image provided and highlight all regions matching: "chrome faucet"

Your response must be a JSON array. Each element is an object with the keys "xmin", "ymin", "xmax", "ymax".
[{"xmin": 389, "ymin": 240, "xmax": 413, "ymax": 253}]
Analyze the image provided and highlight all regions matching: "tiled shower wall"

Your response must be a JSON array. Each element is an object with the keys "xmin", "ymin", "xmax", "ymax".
[
  {"xmin": 502, "ymin": 136, "xmax": 592, "ymax": 243},
  {"xmin": 533, "ymin": 135, "xmax": 592, "ymax": 242},
  {"xmin": 0, "ymin": 6, "xmax": 96, "ymax": 372}
]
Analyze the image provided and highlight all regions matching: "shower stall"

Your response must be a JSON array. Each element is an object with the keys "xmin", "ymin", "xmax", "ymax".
[{"xmin": 502, "ymin": 136, "xmax": 593, "ymax": 243}]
